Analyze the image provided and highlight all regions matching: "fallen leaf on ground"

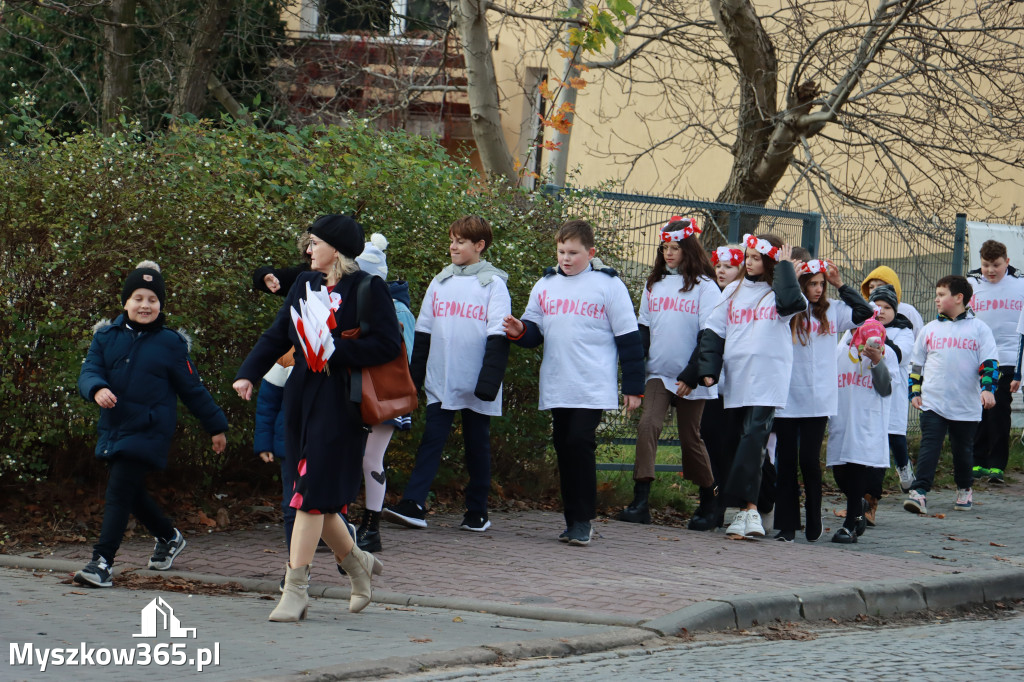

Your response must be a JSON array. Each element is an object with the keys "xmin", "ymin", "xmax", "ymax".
[
  {"xmin": 990, "ymin": 542, "xmax": 1007, "ymax": 547},
  {"xmin": 409, "ymin": 638, "xmax": 432, "ymax": 643},
  {"xmin": 834, "ymin": 509, "xmax": 847, "ymax": 518},
  {"xmin": 931, "ymin": 513, "xmax": 946, "ymax": 519},
  {"xmin": 453, "ymin": 616, "xmax": 463, "ymax": 622},
  {"xmin": 67, "ymin": 591, "xmax": 87, "ymax": 595},
  {"xmin": 994, "ymin": 556, "xmax": 1010, "ymax": 562},
  {"xmin": 948, "ymin": 536, "xmax": 971, "ymax": 542}
]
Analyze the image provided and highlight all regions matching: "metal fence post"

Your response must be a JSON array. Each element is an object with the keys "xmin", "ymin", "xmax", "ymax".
[
  {"xmin": 801, "ymin": 213, "xmax": 821, "ymax": 257},
  {"xmin": 728, "ymin": 211, "xmax": 742, "ymax": 243},
  {"xmin": 952, "ymin": 213, "xmax": 967, "ymax": 275}
]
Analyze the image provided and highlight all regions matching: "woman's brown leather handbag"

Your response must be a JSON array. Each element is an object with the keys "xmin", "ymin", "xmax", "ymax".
[{"xmin": 342, "ymin": 275, "xmax": 418, "ymax": 425}]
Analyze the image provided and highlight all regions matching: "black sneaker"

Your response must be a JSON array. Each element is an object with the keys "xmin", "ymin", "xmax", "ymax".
[
  {"xmin": 567, "ymin": 521, "xmax": 594, "ymax": 546},
  {"xmin": 148, "ymin": 528, "xmax": 187, "ymax": 570},
  {"xmin": 775, "ymin": 530, "xmax": 795, "ymax": 543},
  {"xmin": 74, "ymin": 557, "xmax": 113, "ymax": 588},
  {"xmin": 831, "ymin": 527, "xmax": 858, "ymax": 544},
  {"xmin": 381, "ymin": 499, "xmax": 428, "ymax": 529},
  {"xmin": 460, "ymin": 511, "xmax": 491, "ymax": 532},
  {"xmin": 558, "ymin": 528, "xmax": 571, "ymax": 542}
]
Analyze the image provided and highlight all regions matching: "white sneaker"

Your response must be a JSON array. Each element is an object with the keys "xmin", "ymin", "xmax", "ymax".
[
  {"xmin": 726, "ymin": 510, "xmax": 749, "ymax": 538},
  {"xmin": 744, "ymin": 510, "xmax": 766, "ymax": 538},
  {"xmin": 896, "ymin": 464, "xmax": 914, "ymax": 492}
]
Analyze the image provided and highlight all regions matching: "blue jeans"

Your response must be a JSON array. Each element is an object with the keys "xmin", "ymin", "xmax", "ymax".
[
  {"xmin": 912, "ymin": 410, "xmax": 978, "ymax": 492},
  {"xmin": 402, "ymin": 403, "xmax": 492, "ymax": 513},
  {"xmin": 93, "ymin": 457, "xmax": 175, "ymax": 563}
]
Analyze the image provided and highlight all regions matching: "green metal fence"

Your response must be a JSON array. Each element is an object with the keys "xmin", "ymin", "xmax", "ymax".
[{"xmin": 548, "ymin": 187, "xmax": 967, "ymax": 457}]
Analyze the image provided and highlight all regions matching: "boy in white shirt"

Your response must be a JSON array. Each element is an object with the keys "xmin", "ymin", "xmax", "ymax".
[
  {"xmin": 905, "ymin": 275, "xmax": 999, "ymax": 515},
  {"xmin": 383, "ymin": 216, "xmax": 511, "ymax": 532},
  {"xmin": 503, "ymin": 220, "xmax": 644, "ymax": 546},
  {"xmin": 967, "ymin": 240, "xmax": 1024, "ymax": 485}
]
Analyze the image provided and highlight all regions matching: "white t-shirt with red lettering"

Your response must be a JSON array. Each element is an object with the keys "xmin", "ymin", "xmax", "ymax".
[
  {"xmin": 826, "ymin": 337, "xmax": 895, "ymax": 468},
  {"xmin": 705, "ymin": 279, "xmax": 805, "ymax": 409},
  {"xmin": 415, "ymin": 274, "xmax": 512, "ymax": 416},
  {"xmin": 522, "ymin": 268, "xmax": 639, "ymax": 410},
  {"xmin": 969, "ymin": 273, "xmax": 1024, "ymax": 365},
  {"xmin": 639, "ymin": 274, "xmax": 720, "ymax": 400},
  {"xmin": 776, "ymin": 300, "xmax": 858, "ymax": 418},
  {"xmin": 910, "ymin": 316, "xmax": 999, "ymax": 422},
  {"xmin": 886, "ymin": 325, "xmax": 915, "ymax": 435}
]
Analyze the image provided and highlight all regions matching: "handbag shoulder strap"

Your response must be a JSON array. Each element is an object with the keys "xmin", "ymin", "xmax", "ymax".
[{"xmin": 355, "ymin": 272, "xmax": 373, "ymax": 336}]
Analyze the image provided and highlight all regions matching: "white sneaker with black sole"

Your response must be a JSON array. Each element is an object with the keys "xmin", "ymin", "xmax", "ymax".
[{"xmin": 148, "ymin": 528, "xmax": 187, "ymax": 570}]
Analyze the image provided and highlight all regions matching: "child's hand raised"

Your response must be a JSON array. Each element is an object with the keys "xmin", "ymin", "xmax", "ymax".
[
  {"xmin": 211, "ymin": 433, "xmax": 226, "ymax": 454},
  {"xmin": 778, "ymin": 244, "xmax": 795, "ymax": 264},
  {"xmin": 981, "ymin": 391, "xmax": 996, "ymax": 410},
  {"xmin": 263, "ymin": 273, "xmax": 281, "ymax": 293},
  {"xmin": 94, "ymin": 388, "xmax": 117, "ymax": 409},
  {"xmin": 825, "ymin": 262, "xmax": 844, "ymax": 288},
  {"xmin": 502, "ymin": 314, "xmax": 525, "ymax": 339}
]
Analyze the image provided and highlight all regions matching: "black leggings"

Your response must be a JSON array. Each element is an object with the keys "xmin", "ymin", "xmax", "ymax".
[{"xmin": 832, "ymin": 463, "xmax": 872, "ymax": 531}]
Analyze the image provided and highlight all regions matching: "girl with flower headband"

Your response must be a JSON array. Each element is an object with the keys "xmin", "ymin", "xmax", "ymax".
[
  {"xmin": 689, "ymin": 243, "xmax": 746, "ymax": 530},
  {"xmin": 618, "ymin": 218, "xmax": 720, "ymax": 526},
  {"xmin": 772, "ymin": 250, "xmax": 873, "ymax": 542},
  {"xmin": 696, "ymin": 233, "xmax": 806, "ymax": 539}
]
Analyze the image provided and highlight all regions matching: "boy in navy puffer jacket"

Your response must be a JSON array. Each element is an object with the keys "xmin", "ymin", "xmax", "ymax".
[{"xmin": 75, "ymin": 261, "xmax": 228, "ymax": 588}]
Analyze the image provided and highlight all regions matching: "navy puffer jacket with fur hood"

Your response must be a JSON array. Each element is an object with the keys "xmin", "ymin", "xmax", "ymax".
[{"xmin": 77, "ymin": 314, "xmax": 228, "ymax": 470}]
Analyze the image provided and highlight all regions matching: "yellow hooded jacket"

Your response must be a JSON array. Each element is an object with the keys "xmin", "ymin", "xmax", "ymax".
[{"xmin": 861, "ymin": 266, "xmax": 902, "ymax": 302}]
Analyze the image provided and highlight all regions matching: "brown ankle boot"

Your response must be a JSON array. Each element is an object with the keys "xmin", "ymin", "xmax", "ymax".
[{"xmin": 863, "ymin": 494, "xmax": 878, "ymax": 527}]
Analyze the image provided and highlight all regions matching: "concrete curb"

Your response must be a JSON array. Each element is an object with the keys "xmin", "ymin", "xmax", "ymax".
[
  {"xmin": 244, "ymin": 628, "xmax": 657, "ymax": 682},
  {"xmin": 644, "ymin": 568, "xmax": 1024, "ymax": 636}
]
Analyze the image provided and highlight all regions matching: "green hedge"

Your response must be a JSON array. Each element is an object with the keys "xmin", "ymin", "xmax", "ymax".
[{"xmin": 0, "ymin": 115, "xmax": 598, "ymax": 486}]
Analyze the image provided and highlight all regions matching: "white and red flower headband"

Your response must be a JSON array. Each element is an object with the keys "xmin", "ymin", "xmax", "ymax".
[
  {"xmin": 661, "ymin": 216, "xmax": 701, "ymax": 242},
  {"xmin": 799, "ymin": 259, "xmax": 832, "ymax": 275},
  {"xmin": 743, "ymin": 233, "xmax": 781, "ymax": 262},
  {"xmin": 711, "ymin": 246, "xmax": 744, "ymax": 267}
]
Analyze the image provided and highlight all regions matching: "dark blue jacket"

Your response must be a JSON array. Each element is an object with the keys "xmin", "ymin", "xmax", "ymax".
[
  {"xmin": 253, "ymin": 378, "xmax": 286, "ymax": 457},
  {"xmin": 78, "ymin": 314, "xmax": 229, "ymax": 470}
]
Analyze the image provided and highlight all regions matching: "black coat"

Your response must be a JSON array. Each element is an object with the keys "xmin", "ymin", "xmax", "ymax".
[
  {"xmin": 77, "ymin": 314, "xmax": 228, "ymax": 470},
  {"xmin": 236, "ymin": 270, "xmax": 402, "ymax": 511}
]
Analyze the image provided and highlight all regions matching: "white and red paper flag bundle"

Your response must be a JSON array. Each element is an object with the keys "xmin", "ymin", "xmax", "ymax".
[{"xmin": 290, "ymin": 281, "xmax": 342, "ymax": 372}]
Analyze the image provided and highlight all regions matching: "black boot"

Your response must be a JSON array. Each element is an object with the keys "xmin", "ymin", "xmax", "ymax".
[
  {"xmin": 357, "ymin": 510, "xmax": 382, "ymax": 553},
  {"xmin": 618, "ymin": 480, "xmax": 652, "ymax": 524},
  {"xmin": 687, "ymin": 485, "xmax": 719, "ymax": 531}
]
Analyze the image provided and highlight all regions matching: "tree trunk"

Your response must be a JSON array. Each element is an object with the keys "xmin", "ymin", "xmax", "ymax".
[
  {"xmin": 451, "ymin": 0, "xmax": 518, "ymax": 186},
  {"xmin": 101, "ymin": 0, "xmax": 137, "ymax": 134},
  {"xmin": 170, "ymin": 0, "xmax": 233, "ymax": 119},
  {"xmin": 709, "ymin": 0, "xmax": 779, "ymax": 207}
]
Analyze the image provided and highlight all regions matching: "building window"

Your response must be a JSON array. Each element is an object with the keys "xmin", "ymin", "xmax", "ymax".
[{"xmin": 316, "ymin": 0, "xmax": 449, "ymax": 37}]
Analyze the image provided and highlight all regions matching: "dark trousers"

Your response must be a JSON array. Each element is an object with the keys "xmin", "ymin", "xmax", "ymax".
[
  {"xmin": 551, "ymin": 407, "xmax": 604, "ymax": 526},
  {"xmin": 700, "ymin": 397, "xmax": 729, "ymax": 489},
  {"xmin": 974, "ymin": 366, "xmax": 1014, "ymax": 471},
  {"xmin": 832, "ymin": 463, "xmax": 871, "ymax": 531},
  {"xmin": 773, "ymin": 416, "xmax": 827, "ymax": 532},
  {"xmin": 93, "ymin": 457, "xmax": 174, "ymax": 563},
  {"xmin": 912, "ymin": 410, "xmax": 978, "ymax": 492},
  {"xmin": 403, "ymin": 402, "xmax": 492, "ymax": 513},
  {"xmin": 722, "ymin": 406, "xmax": 775, "ymax": 505}
]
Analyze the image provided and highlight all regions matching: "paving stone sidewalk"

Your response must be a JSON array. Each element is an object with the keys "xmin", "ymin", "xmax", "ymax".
[{"xmin": 18, "ymin": 485, "xmax": 1024, "ymax": 623}]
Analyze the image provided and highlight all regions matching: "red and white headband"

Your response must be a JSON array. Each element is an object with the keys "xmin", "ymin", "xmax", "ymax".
[
  {"xmin": 743, "ymin": 233, "xmax": 781, "ymax": 262},
  {"xmin": 661, "ymin": 216, "xmax": 701, "ymax": 242},
  {"xmin": 799, "ymin": 259, "xmax": 832, "ymax": 275},
  {"xmin": 711, "ymin": 247, "xmax": 744, "ymax": 267}
]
